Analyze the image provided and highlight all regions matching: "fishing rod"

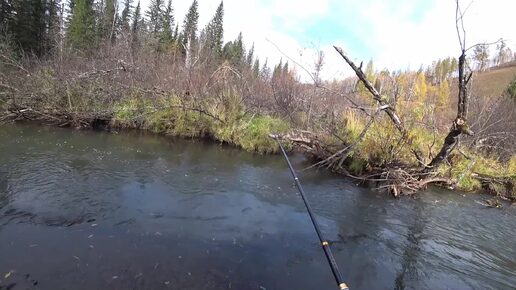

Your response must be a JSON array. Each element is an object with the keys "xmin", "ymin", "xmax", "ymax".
[{"xmin": 270, "ymin": 134, "xmax": 349, "ymax": 290}]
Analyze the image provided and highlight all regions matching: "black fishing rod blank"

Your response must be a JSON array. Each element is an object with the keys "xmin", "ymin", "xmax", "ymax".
[{"xmin": 270, "ymin": 134, "xmax": 349, "ymax": 290}]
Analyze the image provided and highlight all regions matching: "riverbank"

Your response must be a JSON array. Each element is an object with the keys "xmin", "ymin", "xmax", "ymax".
[
  {"xmin": 1, "ymin": 51, "xmax": 514, "ymax": 200},
  {"xmin": 2, "ymin": 96, "xmax": 515, "ymax": 202}
]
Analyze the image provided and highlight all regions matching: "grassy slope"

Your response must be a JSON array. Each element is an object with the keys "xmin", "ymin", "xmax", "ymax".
[{"xmin": 471, "ymin": 62, "xmax": 516, "ymax": 97}]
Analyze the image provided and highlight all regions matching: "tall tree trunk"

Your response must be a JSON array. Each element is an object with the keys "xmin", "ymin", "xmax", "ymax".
[{"xmin": 427, "ymin": 51, "xmax": 474, "ymax": 169}]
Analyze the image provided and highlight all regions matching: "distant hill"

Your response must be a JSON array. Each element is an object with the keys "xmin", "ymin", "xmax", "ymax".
[{"xmin": 471, "ymin": 61, "xmax": 516, "ymax": 97}]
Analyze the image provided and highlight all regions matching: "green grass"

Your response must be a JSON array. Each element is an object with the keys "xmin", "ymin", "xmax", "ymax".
[{"xmin": 112, "ymin": 95, "xmax": 290, "ymax": 154}]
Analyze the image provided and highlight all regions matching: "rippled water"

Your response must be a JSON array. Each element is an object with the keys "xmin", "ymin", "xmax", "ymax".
[{"xmin": 0, "ymin": 124, "xmax": 515, "ymax": 290}]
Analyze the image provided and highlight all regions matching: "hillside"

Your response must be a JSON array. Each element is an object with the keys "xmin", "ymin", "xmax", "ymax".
[{"xmin": 471, "ymin": 61, "xmax": 516, "ymax": 97}]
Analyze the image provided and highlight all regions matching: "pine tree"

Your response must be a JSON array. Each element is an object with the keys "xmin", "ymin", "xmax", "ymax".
[
  {"xmin": 120, "ymin": 0, "xmax": 132, "ymax": 31},
  {"xmin": 67, "ymin": 0, "xmax": 96, "ymax": 51},
  {"xmin": 102, "ymin": 0, "xmax": 117, "ymax": 42},
  {"xmin": 172, "ymin": 22, "xmax": 178, "ymax": 41},
  {"xmin": 65, "ymin": 0, "xmax": 75, "ymax": 29},
  {"xmin": 235, "ymin": 32, "xmax": 244, "ymax": 62},
  {"xmin": 205, "ymin": 1, "xmax": 223, "ymax": 57},
  {"xmin": 252, "ymin": 58, "xmax": 260, "ymax": 77},
  {"xmin": 182, "ymin": 0, "xmax": 198, "ymax": 53},
  {"xmin": 272, "ymin": 59, "xmax": 282, "ymax": 81},
  {"xmin": 261, "ymin": 58, "xmax": 270, "ymax": 80},
  {"xmin": 11, "ymin": 0, "xmax": 46, "ymax": 55},
  {"xmin": 146, "ymin": 0, "xmax": 164, "ymax": 34},
  {"xmin": 44, "ymin": 0, "xmax": 63, "ymax": 55},
  {"xmin": 131, "ymin": 0, "xmax": 141, "ymax": 46},
  {"xmin": 282, "ymin": 61, "xmax": 289, "ymax": 74},
  {"xmin": 246, "ymin": 43, "xmax": 254, "ymax": 67},
  {"xmin": 160, "ymin": 0, "xmax": 174, "ymax": 45}
]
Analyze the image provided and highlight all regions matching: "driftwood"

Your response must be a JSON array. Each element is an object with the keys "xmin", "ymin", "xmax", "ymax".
[
  {"xmin": 472, "ymin": 173, "xmax": 515, "ymax": 201},
  {"xmin": 75, "ymin": 60, "xmax": 130, "ymax": 80},
  {"xmin": 5, "ymin": 105, "xmax": 112, "ymax": 129}
]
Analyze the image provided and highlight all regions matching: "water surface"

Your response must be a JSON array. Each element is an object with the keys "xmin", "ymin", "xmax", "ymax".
[{"xmin": 0, "ymin": 124, "xmax": 515, "ymax": 290}]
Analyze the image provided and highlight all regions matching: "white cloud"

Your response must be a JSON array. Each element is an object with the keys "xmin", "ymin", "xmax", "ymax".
[{"xmin": 139, "ymin": 0, "xmax": 516, "ymax": 81}]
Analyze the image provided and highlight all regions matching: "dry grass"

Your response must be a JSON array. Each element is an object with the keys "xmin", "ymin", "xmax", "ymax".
[{"xmin": 471, "ymin": 63, "xmax": 516, "ymax": 97}]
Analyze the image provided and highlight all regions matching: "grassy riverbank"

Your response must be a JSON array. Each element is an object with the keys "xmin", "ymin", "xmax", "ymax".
[
  {"xmin": 111, "ymin": 94, "xmax": 291, "ymax": 154},
  {"xmin": 2, "ymin": 75, "xmax": 514, "ymax": 200}
]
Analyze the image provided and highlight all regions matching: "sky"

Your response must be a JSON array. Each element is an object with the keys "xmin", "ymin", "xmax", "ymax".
[{"xmin": 140, "ymin": 0, "xmax": 516, "ymax": 80}]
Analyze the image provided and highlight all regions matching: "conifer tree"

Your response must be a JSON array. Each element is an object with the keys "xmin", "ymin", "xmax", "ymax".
[
  {"xmin": 102, "ymin": 0, "xmax": 117, "ymax": 42},
  {"xmin": 182, "ymin": 0, "xmax": 199, "ymax": 53},
  {"xmin": 131, "ymin": 0, "xmax": 141, "ymax": 46},
  {"xmin": 205, "ymin": 1, "xmax": 223, "ymax": 57},
  {"xmin": 65, "ymin": 0, "xmax": 75, "ymax": 29},
  {"xmin": 67, "ymin": 0, "xmax": 96, "ymax": 51},
  {"xmin": 160, "ymin": 0, "xmax": 174, "ymax": 45},
  {"xmin": 172, "ymin": 22, "xmax": 178, "ymax": 41},
  {"xmin": 120, "ymin": 0, "xmax": 132, "ymax": 31},
  {"xmin": 246, "ymin": 43, "xmax": 254, "ymax": 67},
  {"xmin": 252, "ymin": 58, "xmax": 260, "ymax": 77},
  {"xmin": 272, "ymin": 59, "xmax": 282, "ymax": 81},
  {"xmin": 261, "ymin": 58, "xmax": 270, "ymax": 80},
  {"xmin": 282, "ymin": 61, "xmax": 289, "ymax": 75},
  {"xmin": 11, "ymin": 0, "xmax": 46, "ymax": 55},
  {"xmin": 146, "ymin": 0, "xmax": 164, "ymax": 34},
  {"xmin": 45, "ymin": 0, "xmax": 63, "ymax": 54}
]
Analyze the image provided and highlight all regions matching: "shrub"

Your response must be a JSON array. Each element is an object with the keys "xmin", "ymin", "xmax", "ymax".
[{"xmin": 505, "ymin": 76, "xmax": 516, "ymax": 99}]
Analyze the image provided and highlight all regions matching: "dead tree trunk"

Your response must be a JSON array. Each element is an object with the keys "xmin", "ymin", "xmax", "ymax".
[
  {"xmin": 333, "ymin": 46, "xmax": 425, "ymax": 165},
  {"xmin": 426, "ymin": 2, "xmax": 475, "ymax": 170}
]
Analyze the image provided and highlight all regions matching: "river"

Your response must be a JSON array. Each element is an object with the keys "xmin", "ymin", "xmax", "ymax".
[{"xmin": 0, "ymin": 124, "xmax": 515, "ymax": 290}]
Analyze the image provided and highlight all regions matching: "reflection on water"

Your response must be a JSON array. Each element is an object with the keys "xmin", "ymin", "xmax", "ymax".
[{"xmin": 0, "ymin": 124, "xmax": 515, "ymax": 290}]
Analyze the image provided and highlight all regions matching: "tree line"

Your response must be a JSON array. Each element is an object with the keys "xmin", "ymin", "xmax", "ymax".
[{"xmin": 0, "ymin": 0, "xmax": 270, "ymax": 73}]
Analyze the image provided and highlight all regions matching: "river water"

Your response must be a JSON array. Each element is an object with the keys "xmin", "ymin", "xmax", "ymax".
[{"xmin": 0, "ymin": 124, "xmax": 514, "ymax": 290}]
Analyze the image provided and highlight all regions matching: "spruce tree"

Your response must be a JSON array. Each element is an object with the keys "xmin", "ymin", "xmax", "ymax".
[
  {"xmin": 246, "ymin": 43, "xmax": 254, "ymax": 67},
  {"xmin": 120, "ymin": 0, "xmax": 132, "ymax": 31},
  {"xmin": 146, "ymin": 0, "xmax": 164, "ymax": 34},
  {"xmin": 172, "ymin": 22, "xmax": 178, "ymax": 41},
  {"xmin": 102, "ymin": 0, "xmax": 117, "ymax": 42},
  {"xmin": 131, "ymin": 0, "xmax": 141, "ymax": 46},
  {"xmin": 160, "ymin": 0, "xmax": 174, "ymax": 45},
  {"xmin": 205, "ymin": 1, "xmax": 223, "ymax": 57},
  {"xmin": 282, "ymin": 61, "xmax": 289, "ymax": 75},
  {"xmin": 44, "ymin": 0, "xmax": 62, "ymax": 55},
  {"xmin": 182, "ymin": 0, "xmax": 198, "ymax": 53},
  {"xmin": 252, "ymin": 58, "xmax": 260, "ymax": 77},
  {"xmin": 11, "ymin": 0, "xmax": 46, "ymax": 55},
  {"xmin": 65, "ymin": 0, "xmax": 75, "ymax": 29},
  {"xmin": 261, "ymin": 58, "xmax": 270, "ymax": 80},
  {"xmin": 67, "ymin": 0, "xmax": 96, "ymax": 51},
  {"xmin": 232, "ymin": 32, "xmax": 245, "ymax": 65}
]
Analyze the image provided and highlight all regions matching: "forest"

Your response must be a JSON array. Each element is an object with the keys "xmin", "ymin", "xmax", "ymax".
[{"xmin": 1, "ymin": 0, "xmax": 515, "ymax": 200}]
